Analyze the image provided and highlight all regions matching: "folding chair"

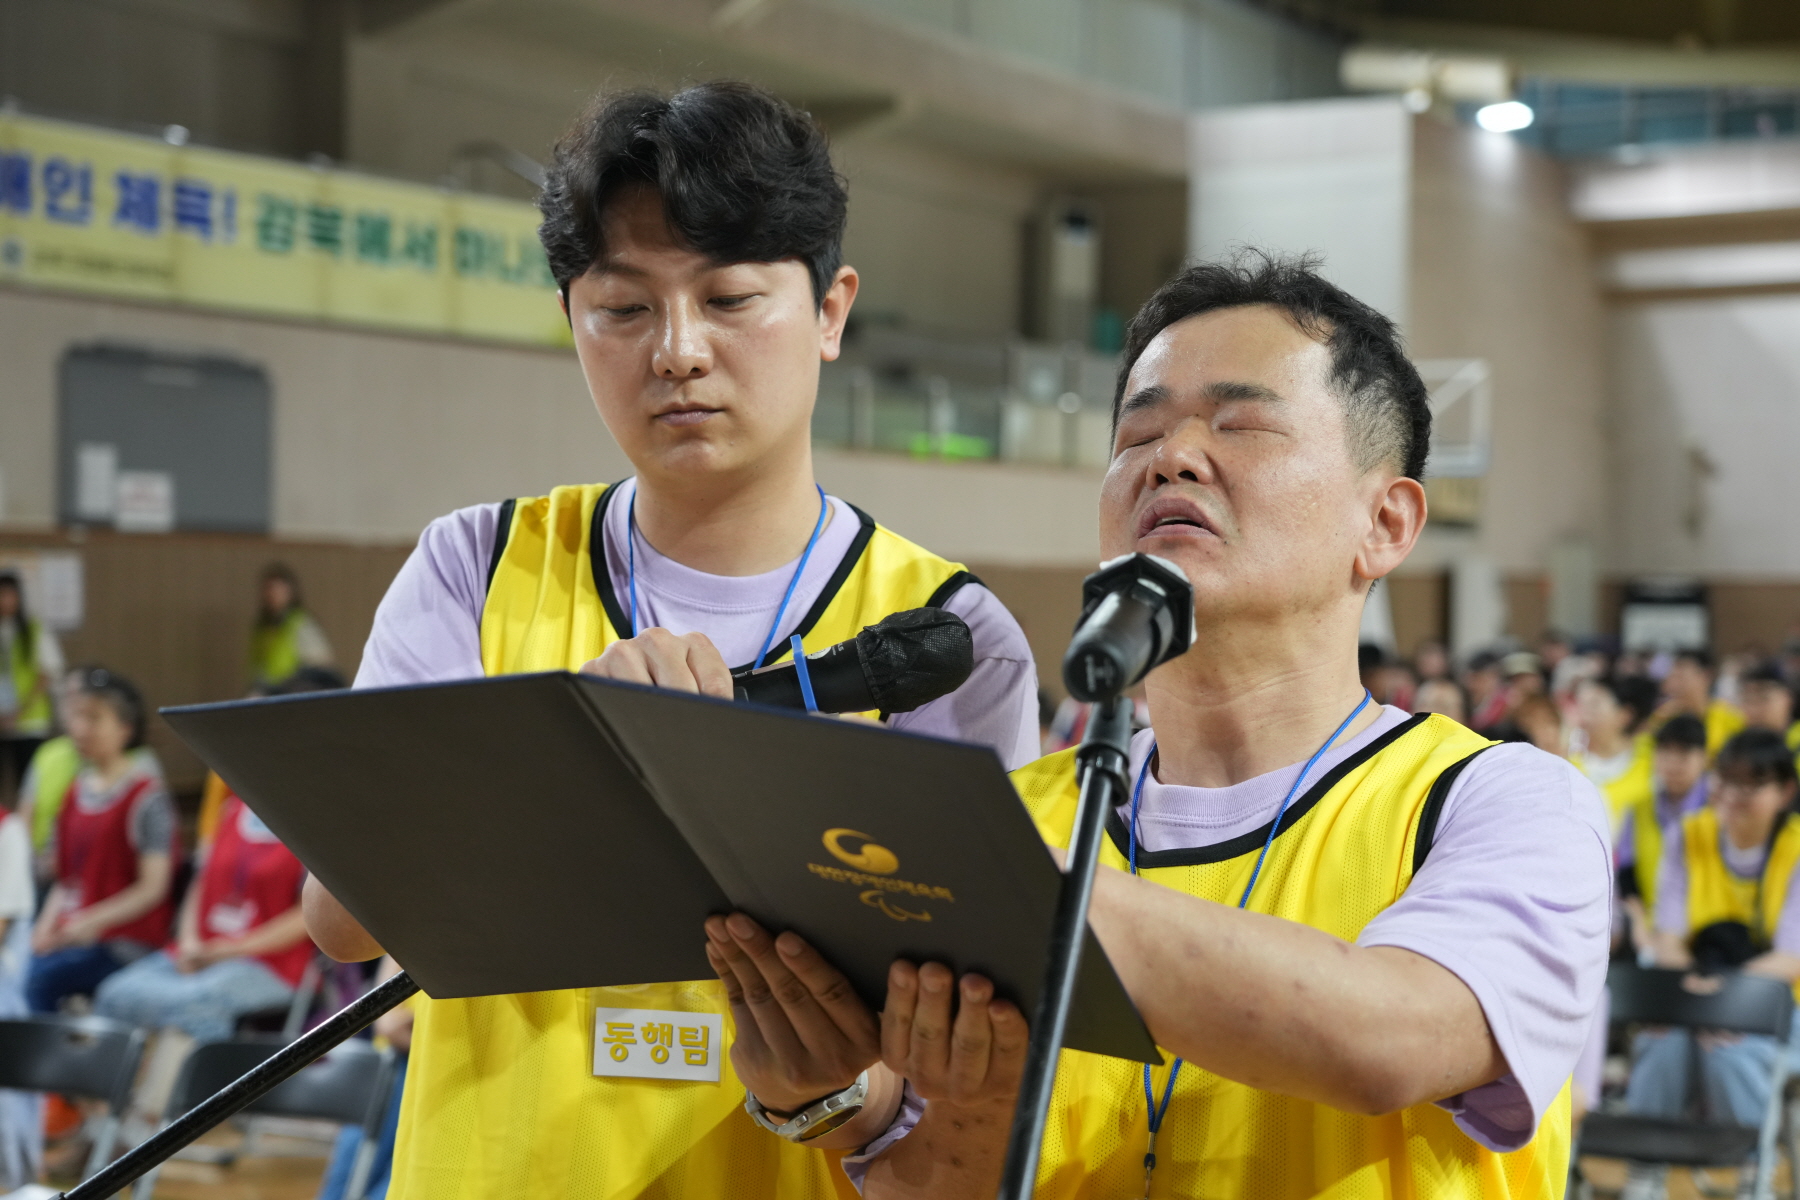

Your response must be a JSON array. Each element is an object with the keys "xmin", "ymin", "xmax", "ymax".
[
  {"xmin": 0, "ymin": 1015, "xmax": 148, "ymax": 1181},
  {"xmin": 130, "ymin": 1036, "xmax": 395, "ymax": 1200},
  {"xmin": 1580, "ymin": 963, "xmax": 1794, "ymax": 1200}
]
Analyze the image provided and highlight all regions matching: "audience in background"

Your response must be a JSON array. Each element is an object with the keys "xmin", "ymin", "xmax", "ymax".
[
  {"xmin": 26, "ymin": 669, "xmax": 176, "ymax": 1013},
  {"xmin": 16, "ymin": 670, "xmax": 86, "ymax": 888},
  {"xmin": 94, "ymin": 788, "xmax": 311, "ymax": 1040},
  {"xmin": 1738, "ymin": 662, "xmax": 1800, "ymax": 752},
  {"xmin": 1622, "ymin": 730, "xmax": 1800, "ymax": 1199},
  {"xmin": 1571, "ymin": 675, "xmax": 1660, "ymax": 831},
  {"xmin": 249, "ymin": 564, "xmax": 334, "ymax": 690},
  {"xmin": 0, "ymin": 572, "xmax": 65, "ymax": 808},
  {"xmin": 1412, "ymin": 639, "xmax": 1450, "ymax": 683},
  {"xmin": 1506, "ymin": 693, "xmax": 1566, "ymax": 754},
  {"xmin": 1410, "ymin": 676, "xmax": 1467, "ymax": 723},
  {"xmin": 1615, "ymin": 715, "xmax": 1711, "ymax": 958},
  {"xmin": 1659, "ymin": 648, "xmax": 1745, "ymax": 756},
  {"xmin": 1463, "ymin": 650, "xmax": 1509, "ymax": 733},
  {"xmin": 0, "ymin": 773, "xmax": 40, "ymax": 1191}
]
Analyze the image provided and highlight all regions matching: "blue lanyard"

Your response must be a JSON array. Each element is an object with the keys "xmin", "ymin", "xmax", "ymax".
[
  {"xmin": 625, "ymin": 483, "xmax": 829, "ymax": 671},
  {"xmin": 1127, "ymin": 690, "xmax": 1373, "ymax": 1188}
]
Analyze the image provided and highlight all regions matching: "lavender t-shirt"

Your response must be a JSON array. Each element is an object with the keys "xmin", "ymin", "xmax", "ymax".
[
  {"xmin": 355, "ymin": 480, "xmax": 1041, "ymax": 768},
  {"xmin": 843, "ymin": 706, "xmax": 1612, "ymax": 1185}
]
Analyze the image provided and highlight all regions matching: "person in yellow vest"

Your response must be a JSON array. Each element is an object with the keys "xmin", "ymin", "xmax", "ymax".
[
  {"xmin": 1739, "ymin": 661, "xmax": 1800, "ymax": 762},
  {"xmin": 708, "ymin": 253, "xmax": 1613, "ymax": 1198},
  {"xmin": 1622, "ymin": 729, "xmax": 1800, "ymax": 1198},
  {"xmin": 1572, "ymin": 674, "xmax": 1660, "ymax": 835},
  {"xmin": 0, "ymin": 572, "xmax": 64, "ymax": 808},
  {"xmin": 300, "ymin": 81, "xmax": 1040, "ymax": 1199},
  {"xmin": 1658, "ymin": 648, "xmax": 1745, "ymax": 758},
  {"xmin": 247, "ymin": 563, "xmax": 333, "ymax": 690},
  {"xmin": 1614, "ymin": 714, "xmax": 1710, "ymax": 961}
]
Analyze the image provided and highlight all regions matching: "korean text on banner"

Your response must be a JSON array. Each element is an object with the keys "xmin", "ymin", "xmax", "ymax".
[{"xmin": 0, "ymin": 112, "xmax": 570, "ymax": 349}]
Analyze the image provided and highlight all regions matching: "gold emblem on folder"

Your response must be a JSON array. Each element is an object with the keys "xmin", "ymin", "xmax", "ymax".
[{"xmin": 822, "ymin": 828, "xmax": 900, "ymax": 875}]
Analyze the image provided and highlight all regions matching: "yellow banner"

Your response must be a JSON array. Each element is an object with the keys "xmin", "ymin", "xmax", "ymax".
[{"xmin": 0, "ymin": 113, "xmax": 570, "ymax": 348}]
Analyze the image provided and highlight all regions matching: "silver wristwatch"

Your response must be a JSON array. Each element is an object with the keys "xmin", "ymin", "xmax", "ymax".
[{"xmin": 743, "ymin": 1071, "xmax": 870, "ymax": 1142}]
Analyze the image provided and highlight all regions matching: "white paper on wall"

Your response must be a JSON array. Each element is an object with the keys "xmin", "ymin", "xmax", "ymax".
[
  {"xmin": 75, "ymin": 443, "xmax": 119, "ymax": 520},
  {"xmin": 114, "ymin": 471, "xmax": 176, "ymax": 533}
]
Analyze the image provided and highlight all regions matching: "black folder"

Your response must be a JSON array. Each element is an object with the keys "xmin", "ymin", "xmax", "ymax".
[{"xmin": 162, "ymin": 673, "xmax": 1159, "ymax": 1063}]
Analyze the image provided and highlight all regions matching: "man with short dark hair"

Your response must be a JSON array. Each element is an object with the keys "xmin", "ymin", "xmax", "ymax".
[
  {"xmin": 301, "ymin": 81, "xmax": 1039, "ymax": 1199},
  {"xmin": 1661, "ymin": 648, "xmax": 1744, "ymax": 756},
  {"xmin": 707, "ymin": 253, "xmax": 1611, "ymax": 1198},
  {"xmin": 1740, "ymin": 662, "xmax": 1800, "ymax": 751}
]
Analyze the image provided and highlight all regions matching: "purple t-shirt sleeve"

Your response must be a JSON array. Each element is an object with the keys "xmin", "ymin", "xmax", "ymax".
[
  {"xmin": 1653, "ymin": 827, "xmax": 1690, "ymax": 938},
  {"xmin": 1357, "ymin": 743, "xmax": 1612, "ymax": 1152},
  {"xmin": 355, "ymin": 504, "xmax": 497, "ymax": 689},
  {"xmin": 886, "ymin": 583, "xmax": 1040, "ymax": 771}
]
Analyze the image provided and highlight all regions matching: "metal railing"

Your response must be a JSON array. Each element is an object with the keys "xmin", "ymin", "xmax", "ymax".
[{"xmin": 816, "ymin": 331, "xmax": 1120, "ymax": 469}]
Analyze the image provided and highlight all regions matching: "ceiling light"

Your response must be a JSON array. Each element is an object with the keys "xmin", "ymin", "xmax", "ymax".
[{"xmin": 1475, "ymin": 101, "xmax": 1533, "ymax": 133}]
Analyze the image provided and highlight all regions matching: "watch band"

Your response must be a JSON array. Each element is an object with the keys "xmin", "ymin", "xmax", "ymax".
[{"xmin": 744, "ymin": 1071, "xmax": 870, "ymax": 1142}]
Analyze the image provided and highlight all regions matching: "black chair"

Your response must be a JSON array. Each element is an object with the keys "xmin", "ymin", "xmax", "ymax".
[
  {"xmin": 130, "ymin": 1036, "xmax": 396, "ymax": 1200},
  {"xmin": 0, "ymin": 1015, "xmax": 148, "ymax": 1181},
  {"xmin": 1580, "ymin": 963, "xmax": 1794, "ymax": 1200}
]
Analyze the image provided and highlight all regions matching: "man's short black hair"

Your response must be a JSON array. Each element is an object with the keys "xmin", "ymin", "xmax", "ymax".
[
  {"xmin": 1674, "ymin": 648, "xmax": 1715, "ymax": 671},
  {"xmin": 1593, "ymin": 675, "xmax": 1661, "ymax": 733},
  {"xmin": 1716, "ymin": 728, "xmax": 1799, "ymax": 791},
  {"xmin": 1654, "ymin": 713, "xmax": 1708, "ymax": 751},
  {"xmin": 538, "ymin": 81, "xmax": 848, "ymax": 306},
  {"xmin": 1114, "ymin": 250, "xmax": 1432, "ymax": 480}
]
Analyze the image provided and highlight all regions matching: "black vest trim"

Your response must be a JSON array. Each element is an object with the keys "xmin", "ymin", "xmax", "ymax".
[
  {"xmin": 1411, "ymin": 746, "xmax": 1496, "ymax": 874},
  {"xmin": 925, "ymin": 570, "xmax": 982, "ymax": 610},
  {"xmin": 485, "ymin": 498, "xmax": 517, "ymax": 593},
  {"xmin": 586, "ymin": 486, "xmax": 881, "ymax": 674},
  {"xmin": 1105, "ymin": 713, "xmax": 1433, "ymax": 869}
]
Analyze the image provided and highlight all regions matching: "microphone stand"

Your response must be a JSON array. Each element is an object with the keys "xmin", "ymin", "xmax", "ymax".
[
  {"xmin": 996, "ymin": 694, "xmax": 1134, "ymax": 1200},
  {"xmin": 57, "ymin": 970, "xmax": 419, "ymax": 1200}
]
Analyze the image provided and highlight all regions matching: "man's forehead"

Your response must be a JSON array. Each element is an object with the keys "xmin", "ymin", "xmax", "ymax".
[{"xmin": 1127, "ymin": 305, "xmax": 1330, "ymax": 398}]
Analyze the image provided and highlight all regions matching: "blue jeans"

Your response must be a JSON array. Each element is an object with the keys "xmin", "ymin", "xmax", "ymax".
[
  {"xmin": 1625, "ymin": 1021, "xmax": 1800, "ymax": 1127},
  {"xmin": 94, "ymin": 951, "xmax": 295, "ymax": 1042},
  {"xmin": 26, "ymin": 943, "xmax": 129, "ymax": 1013},
  {"xmin": 316, "ymin": 1055, "xmax": 405, "ymax": 1200}
]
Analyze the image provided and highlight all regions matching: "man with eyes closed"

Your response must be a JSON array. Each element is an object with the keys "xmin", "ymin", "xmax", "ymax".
[
  {"xmin": 300, "ymin": 81, "xmax": 1039, "ymax": 1200},
  {"xmin": 706, "ymin": 254, "xmax": 1612, "ymax": 1200}
]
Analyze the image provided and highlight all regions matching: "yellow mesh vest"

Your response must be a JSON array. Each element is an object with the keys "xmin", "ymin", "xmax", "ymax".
[
  {"xmin": 1705, "ymin": 700, "xmax": 1747, "ymax": 759},
  {"xmin": 1680, "ymin": 807, "xmax": 1800, "ymax": 1003},
  {"xmin": 389, "ymin": 482, "xmax": 973, "ymax": 1200},
  {"xmin": 1008, "ymin": 713, "xmax": 1572, "ymax": 1199}
]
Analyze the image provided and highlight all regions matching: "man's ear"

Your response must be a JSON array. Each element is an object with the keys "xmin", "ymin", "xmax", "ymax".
[
  {"xmin": 1354, "ymin": 474, "xmax": 1427, "ymax": 587},
  {"xmin": 558, "ymin": 287, "xmax": 570, "ymax": 326},
  {"xmin": 819, "ymin": 266, "xmax": 859, "ymax": 362}
]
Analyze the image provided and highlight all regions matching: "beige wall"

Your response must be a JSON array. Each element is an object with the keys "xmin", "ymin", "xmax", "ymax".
[
  {"xmin": 0, "ymin": 284, "xmax": 1108, "ymax": 565},
  {"xmin": 1404, "ymin": 116, "xmax": 1613, "ymax": 578},
  {"xmin": 0, "ymin": 285, "xmax": 626, "ymax": 540}
]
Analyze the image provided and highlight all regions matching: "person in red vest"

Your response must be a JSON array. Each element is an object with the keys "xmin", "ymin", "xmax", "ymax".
[
  {"xmin": 26, "ymin": 668, "xmax": 176, "ymax": 1012},
  {"xmin": 95, "ymin": 789, "xmax": 313, "ymax": 1040}
]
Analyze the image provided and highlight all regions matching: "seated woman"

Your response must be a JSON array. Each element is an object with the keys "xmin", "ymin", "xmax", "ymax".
[
  {"xmin": 26, "ymin": 669, "xmax": 175, "ymax": 1012},
  {"xmin": 1622, "ymin": 728, "xmax": 1800, "ymax": 1195},
  {"xmin": 96, "ymin": 790, "xmax": 313, "ymax": 1041}
]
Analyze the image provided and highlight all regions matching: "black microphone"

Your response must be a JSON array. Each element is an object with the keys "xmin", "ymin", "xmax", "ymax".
[
  {"xmin": 732, "ymin": 608, "xmax": 974, "ymax": 714},
  {"xmin": 1062, "ymin": 553, "xmax": 1195, "ymax": 702}
]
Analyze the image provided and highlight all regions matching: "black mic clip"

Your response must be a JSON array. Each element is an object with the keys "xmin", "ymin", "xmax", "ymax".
[{"xmin": 1061, "ymin": 553, "xmax": 1195, "ymax": 703}]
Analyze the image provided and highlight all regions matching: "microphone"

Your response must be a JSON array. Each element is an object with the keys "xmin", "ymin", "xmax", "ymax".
[
  {"xmin": 1062, "ymin": 553, "xmax": 1195, "ymax": 702},
  {"xmin": 732, "ymin": 608, "xmax": 974, "ymax": 714}
]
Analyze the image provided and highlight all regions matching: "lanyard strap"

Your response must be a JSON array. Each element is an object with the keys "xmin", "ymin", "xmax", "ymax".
[
  {"xmin": 1128, "ymin": 691, "xmax": 1374, "ymax": 1161},
  {"xmin": 625, "ymin": 483, "xmax": 830, "ymax": 670}
]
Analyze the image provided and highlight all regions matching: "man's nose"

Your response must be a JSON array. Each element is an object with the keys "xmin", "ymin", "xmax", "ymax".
[{"xmin": 652, "ymin": 303, "xmax": 712, "ymax": 379}]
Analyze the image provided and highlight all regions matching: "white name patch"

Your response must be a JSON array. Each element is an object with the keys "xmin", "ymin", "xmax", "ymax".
[{"xmin": 592, "ymin": 1007, "xmax": 724, "ymax": 1083}]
